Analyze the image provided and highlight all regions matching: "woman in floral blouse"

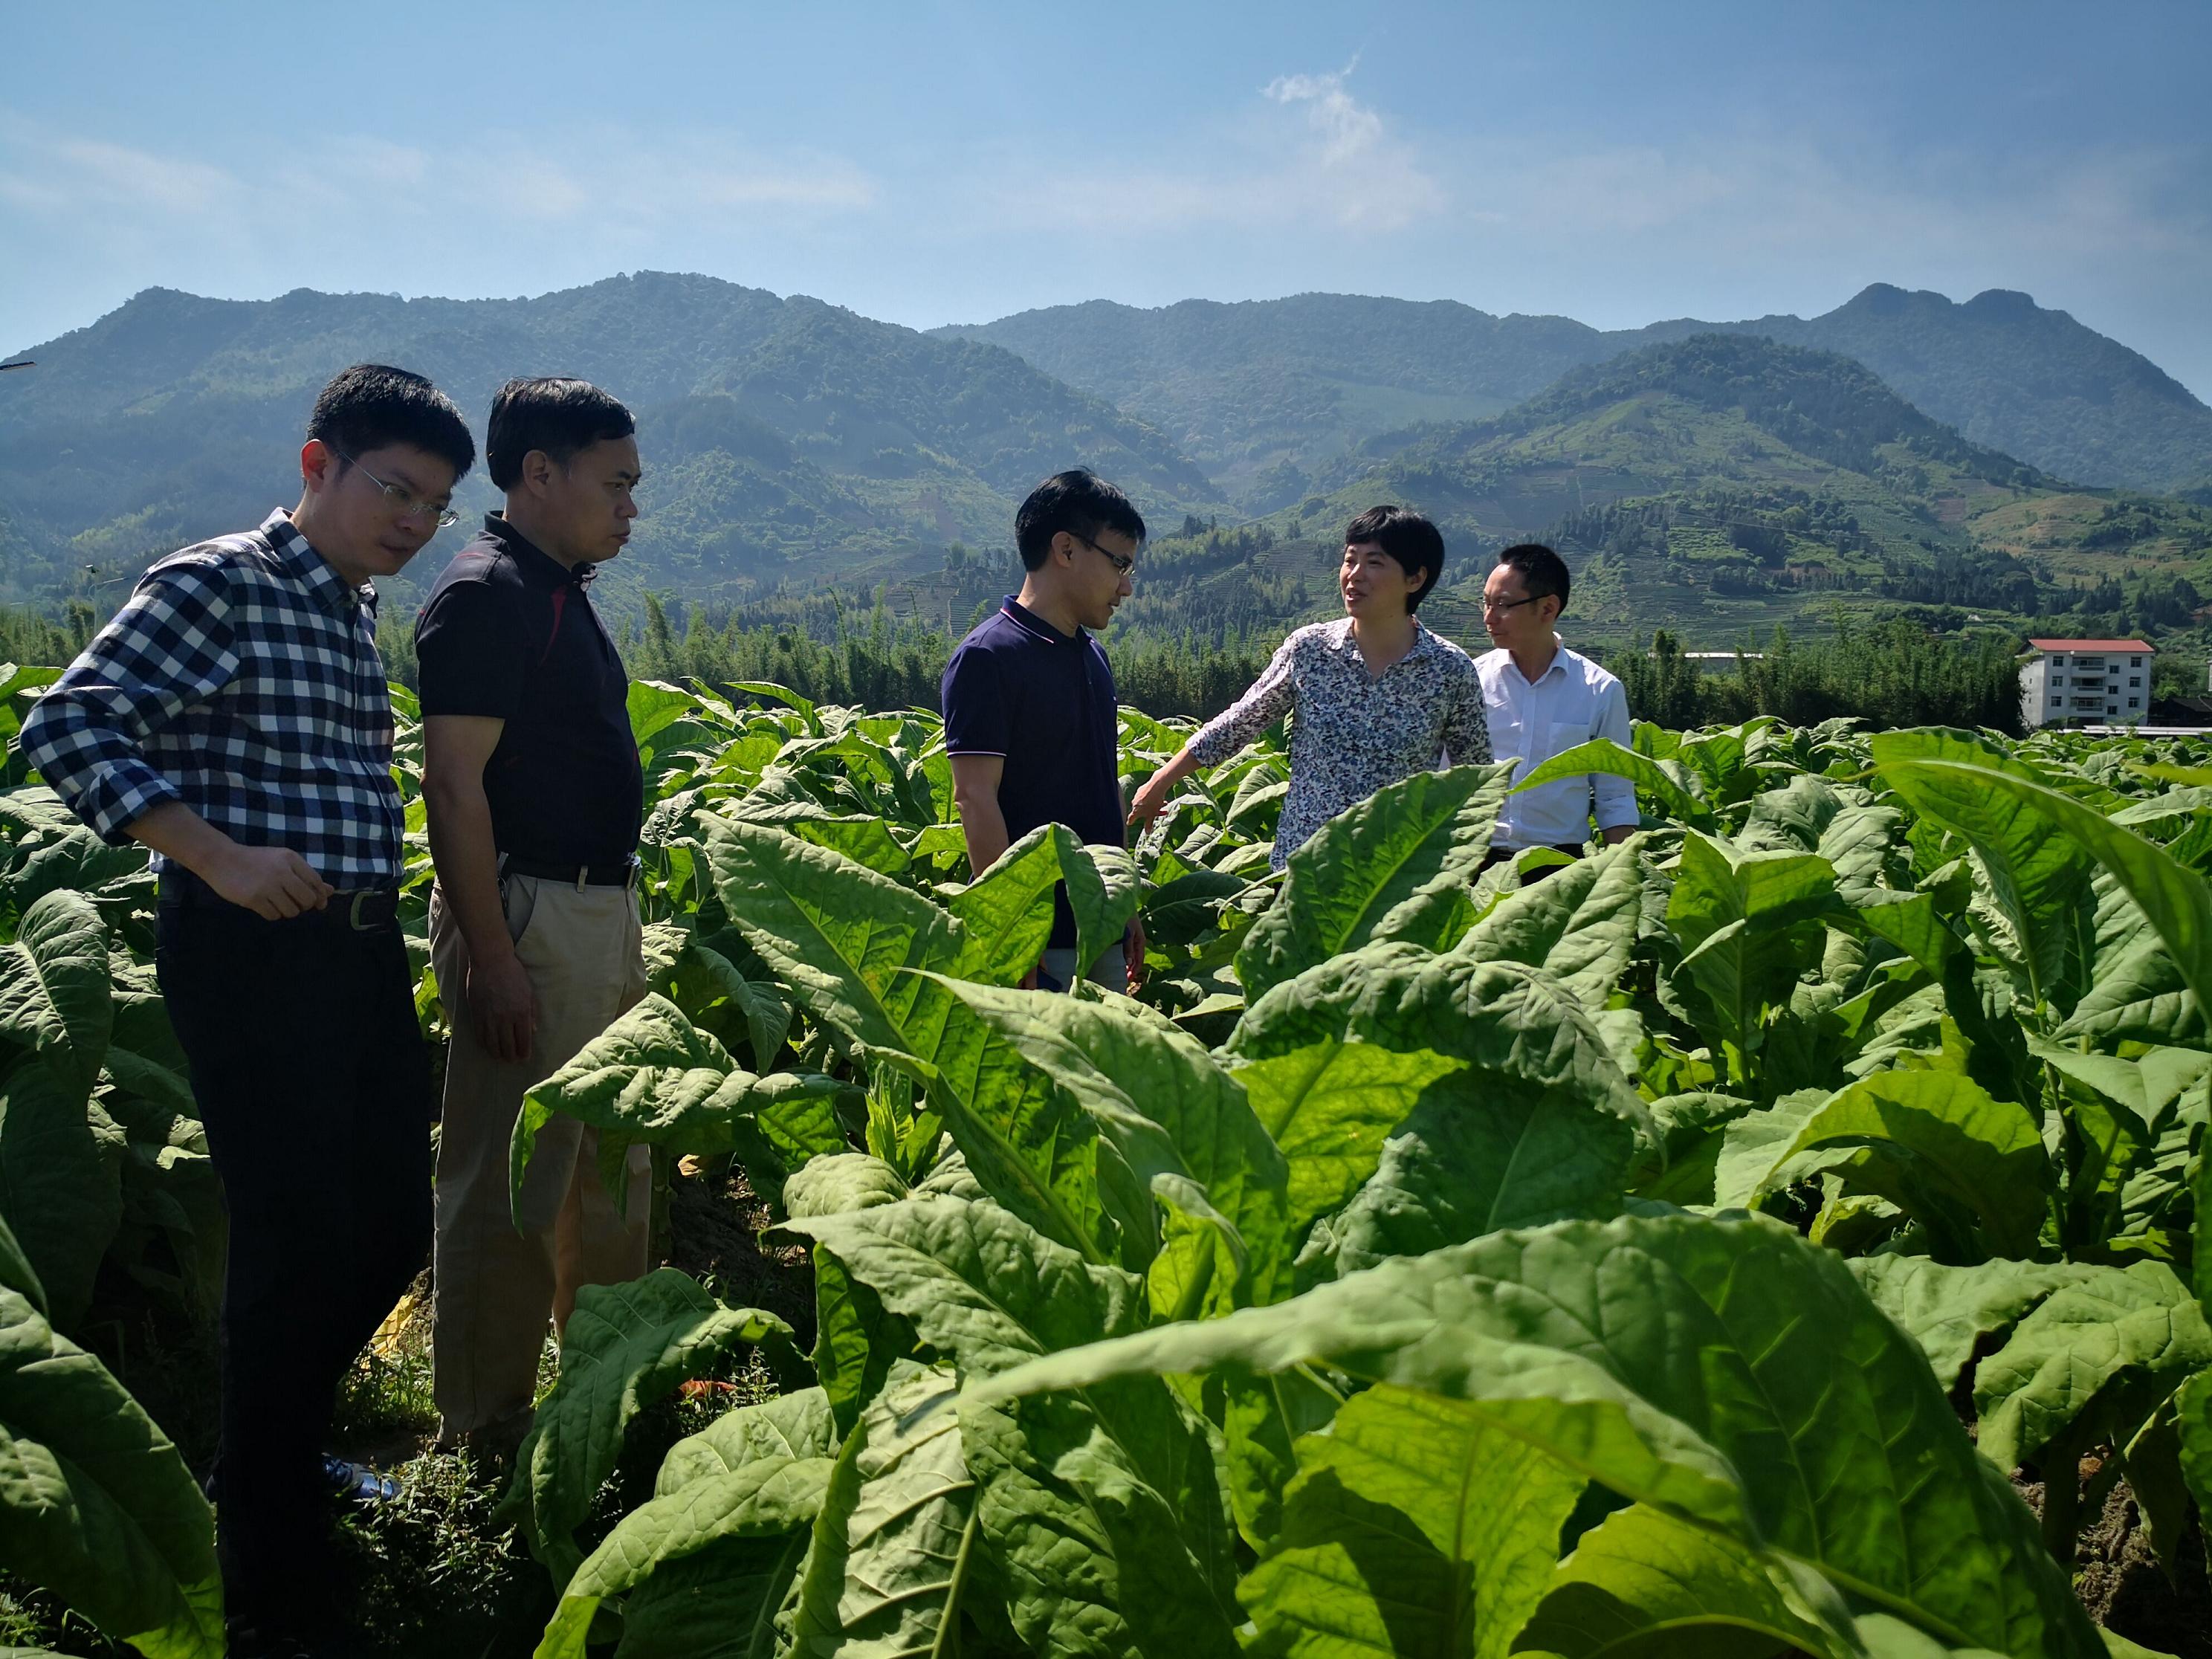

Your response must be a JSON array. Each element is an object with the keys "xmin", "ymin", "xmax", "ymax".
[{"xmin": 1128, "ymin": 505, "xmax": 1490, "ymax": 870}]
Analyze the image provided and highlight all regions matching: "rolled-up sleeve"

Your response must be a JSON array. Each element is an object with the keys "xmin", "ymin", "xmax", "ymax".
[
  {"xmin": 1186, "ymin": 634, "xmax": 1300, "ymax": 768},
  {"xmin": 18, "ymin": 564, "xmax": 238, "ymax": 844},
  {"xmin": 1591, "ymin": 676, "xmax": 1638, "ymax": 830}
]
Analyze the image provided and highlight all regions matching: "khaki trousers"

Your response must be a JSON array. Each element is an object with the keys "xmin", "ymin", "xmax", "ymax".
[{"xmin": 429, "ymin": 873, "xmax": 650, "ymax": 1446}]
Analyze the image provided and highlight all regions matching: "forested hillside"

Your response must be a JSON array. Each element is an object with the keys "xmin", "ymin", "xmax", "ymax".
[
  {"xmin": 956, "ymin": 283, "xmax": 2212, "ymax": 500},
  {"xmin": 0, "ymin": 273, "xmax": 1222, "ymax": 604},
  {"xmin": 1077, "ymin": 334, "xmax": 2212, "ymax": 659}
]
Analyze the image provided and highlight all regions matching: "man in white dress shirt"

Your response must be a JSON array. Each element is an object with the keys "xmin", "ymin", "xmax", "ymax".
[{"xmin": 1476, "ymin": 543, "xmax": 1638, "ymax": 874}]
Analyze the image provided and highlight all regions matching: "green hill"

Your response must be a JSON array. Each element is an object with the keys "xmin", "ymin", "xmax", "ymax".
[
  {"xmin": 937, "ymin": 294, "xmax": 1603, "ymax": 501},
  {"xmin": 1096, "ymin": 334, "xmax": 2212, "ymax": 659},
  {"xmin": 0, "ymin": 274, "xmax": 1223, "ymax": 606},
  {"xmin": 951, "ymin": 285, "xmax": 2212, "ymax": 501}
]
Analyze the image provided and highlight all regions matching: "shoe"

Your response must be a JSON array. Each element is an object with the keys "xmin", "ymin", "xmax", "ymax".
[{"xmin": 322, "ymin": 1453, "xmax": 399, "ymax": 1504}]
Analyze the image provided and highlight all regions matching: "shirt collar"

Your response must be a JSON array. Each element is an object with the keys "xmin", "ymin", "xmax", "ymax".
[
  {"xmin": 1000, "ymin": 595, "xmax": 1087, "ymax": 647},
  {"xmin": 263, "ymin": 509, "xmax": 376, "ymax": 618},
  {"xmin": 485, "ymin": 514, "xmax": 593, "ymax": 589},
  {"xmin": 1505, "ymin": 637, "xmax": 1570, "ymax": 686},
  {"xmin": 1329, "ymin": 615, "xmax": 1435, "ymax": 662}
]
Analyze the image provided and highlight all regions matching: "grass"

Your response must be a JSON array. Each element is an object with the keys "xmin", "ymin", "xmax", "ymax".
[{"xmin": 7, "ymin": 1166, "xmax": 806, "ymax": 1658}]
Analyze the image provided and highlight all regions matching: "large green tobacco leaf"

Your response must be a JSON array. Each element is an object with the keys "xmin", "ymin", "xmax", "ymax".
[
  {"xmin": 1514, "ymin": 737, "xmax": 1708, "ymax": 827},
  {"xmin": 972, "ymin": 1212, "xmax": 2101, "ymax": 1659},
  {"xmin": 1327, "ymin": 1064, "xmax": 1635, "ymax": 1275},
  {"xmin": 786, "ymin": 1362, "xmax": 980, "ymax": 1658},
  {"xmin": 1973, "ymin": 1261, "xmax": 2212, "ymax": 1472},
  {"xmin": 2178, "ymin": 1371, "xmax": 2212, "ymax": 1545},
  {"xmin": 501, "ymin": 1270, "xmax": 800, "ymax": 1585},
  {"xmin": 706, "ymin": 818, "xmax": 1116, "ymax": 1262},
  {"xmin": 1516, "ymin": 1501, "xmax": 1853, "ymax": 1659},
  {"xmin": 1230, "ymin": 945, "xmax": 1646, "ymax": 1272},
  {"xmin": 1453, "ymin": 834, "xmax": 1648, "ymax": 1005},
  {"xmin": 1849, "ymin": 1257, "xmax": 2103, "ymax": 1390},
  {"xmin": 703, "ymin": 814, "xmax": 969, "ymax": 1065},
  {"xmin": 1240, "ymin": 1384, "xmax": 1584, "ymax": 1659},
  {"xmin": 937, "ymin": 980, "xmax": 1292, "ymax": 1307},
  {"xmin": 655, "ymin": 1387, "xmax": 839, "ymax": 1496},
  {"xmin": 1734, "ymin": 1070, "xmax": 2051, "ymax": 1263},
  {"xmin": 1229, "ymin": 1041, "xmax": 1461, "ymax": 1232},
  {"xmin": 953, "ymin": 824, "xmax": 1141, "ymax": 986},
  {"xmin": 1666, "ymin": 833, "xmax": 1839, "ymax": 1073},
  {"xmin": 1904, "ymin": 753, "xmax": 2212, "ymax": 1021},
  {"xmin": 781, "ymin": 1196, "xmax": 1240, "ymax": 1656},
  {"xmin": 779, "ymin": 1196, "xmax": 1148, "ymax": 1385},
  {"xmin": 960, "ymin": 1389, "xmax": 1241, "ymax": 1659},
  {"xmin": 1230, "ymin": 945, "xmax": 1649, "ymax": 1136},
  {"xmin": 659, "ymin": 937, "xmax": 793, "ymax": 1072},
  {"xmin": 532, "ymin": 1455, "xmax": 835, "ymax": 1659},
  {"xmin": 2055, "ymin": 934, "xmax": 2202, "ymax": 1048},
  {"xmin": 1237, "ymin": 763, "xmax": 1514, "ymax": 1004},
  {"xmin": 1870, "ymin": 732, "xmax": 2099, "ymax": 1014},
  {"xmin": 620, "ymin": 1392, "xmax": 842, "ymax": 1647},
  {"xmin": 0, "ymin": 1280, "xmax": 224, "ymax": 1659},
  {"xmin": 0, "ymin": 890, "xmax": 111, "ymax": 1099},
  {"xmin": 0, "ymin": 1061, "xmax": 123, "ymax": 1331},
  {"xmin": 513, "ymin": 995, "xmax": 856, "ymax": 1218}
]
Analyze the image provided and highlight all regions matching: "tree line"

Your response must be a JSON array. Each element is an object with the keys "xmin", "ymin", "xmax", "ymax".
[{"xmin": 2, "ymin": 598, "xmax": 2147, "ymax": 737}]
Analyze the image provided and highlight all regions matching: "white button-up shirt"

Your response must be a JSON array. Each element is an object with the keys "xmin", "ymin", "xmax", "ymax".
[{"xmin": 1477, "ymin": 641, "xmax": 1638, "ymax": 848}]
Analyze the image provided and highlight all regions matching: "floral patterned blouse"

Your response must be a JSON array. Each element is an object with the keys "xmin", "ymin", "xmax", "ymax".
[{"xmin": 1185, "ymin": 618, "xmax": 1491, "ymax": 869}]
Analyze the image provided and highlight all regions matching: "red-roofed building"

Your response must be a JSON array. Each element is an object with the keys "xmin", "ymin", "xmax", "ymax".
[{"xmin": 2019, "ymin": 638, "xmax": 2154, "ymax": 728}]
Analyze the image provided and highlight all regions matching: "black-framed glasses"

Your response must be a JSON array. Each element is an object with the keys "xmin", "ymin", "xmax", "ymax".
[
  {"xmin": 1075, "ymin": 534, "xmax": 1136, "ymax": 576},
  {"xmin": 332, "ymin": 447, "xmax": 460, "ymax": 529},
  {"xmin": 1481, "ymin": 592, "xmax": 1548, "ymax": 615}
]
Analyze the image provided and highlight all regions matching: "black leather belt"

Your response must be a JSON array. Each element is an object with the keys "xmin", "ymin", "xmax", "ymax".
[
  {"xmin": 498, "ymin": 854, "xmax": 638, "ymax": 889},
  {"xmin": 157, "ymin": 869, "xmax": 401, "ymax": 930}
]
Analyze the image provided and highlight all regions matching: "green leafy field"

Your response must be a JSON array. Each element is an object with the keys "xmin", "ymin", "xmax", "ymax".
[{"xmin": 4, "ymin": 670, "xmax": 2212, "ymax": 1657}]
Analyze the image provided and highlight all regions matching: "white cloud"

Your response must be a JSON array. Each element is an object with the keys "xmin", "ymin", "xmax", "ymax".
[
  {"xmin": 1262, "ymin": 61, "xmax": 1384, "ymax": 164},
  {"xmin": 973, "ymin": 62, "xmax": 1444, "ymax": 237}
]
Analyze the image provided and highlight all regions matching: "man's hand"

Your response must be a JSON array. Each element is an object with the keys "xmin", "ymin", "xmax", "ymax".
[
  {"xmin": 467, "ymin": 946, "xmax": 538, "ymax": 1064},
  {"xmin": 204, "ymin": 843, "xmax": 334, "ymax": 919},
  {"xmin": 1124, "ymin": 914, "xmax": 1148, "ymax": 993},
  {"xmin": 1602, "ymin": 824, "xmax": 1634, "ymax": 846}
]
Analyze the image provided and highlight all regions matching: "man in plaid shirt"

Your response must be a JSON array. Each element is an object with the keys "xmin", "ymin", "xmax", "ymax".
[{"xmin": 20, "ymin": 363, "xmax": 475, "ymax": 1656}]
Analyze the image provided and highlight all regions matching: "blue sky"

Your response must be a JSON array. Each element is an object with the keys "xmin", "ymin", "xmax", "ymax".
[{"xmin": 7, "ymin": 1, "xmax": 2211, "ymax": 396}]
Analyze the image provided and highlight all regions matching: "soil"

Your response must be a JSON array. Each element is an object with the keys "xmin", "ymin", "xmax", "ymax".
[
  {"xmin": 664, "ymin": 1157, "xmax": 818, "ymax": 1345},
  {"xmin": 2018, "ymin": 1465, "xmax": 2212, "ymax": 1659}
]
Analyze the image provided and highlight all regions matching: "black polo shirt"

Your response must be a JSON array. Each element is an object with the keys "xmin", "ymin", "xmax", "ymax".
[
  {"xmin": 413, "ymin": 515, "xmax": 643, "ymax": 868},
  {"xmin": 941, "ymin": 596, "xmax": 1124, "ymax": 948}
]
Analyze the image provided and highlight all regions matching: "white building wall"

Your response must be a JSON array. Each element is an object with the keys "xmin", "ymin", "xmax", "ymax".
[{"xmin": 2019, "ymin": 648, "xmax": 2153, "ymax": 728}]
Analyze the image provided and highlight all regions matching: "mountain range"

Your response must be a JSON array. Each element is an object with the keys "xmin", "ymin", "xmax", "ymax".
[
  {"xmin": 2, "ymin": 274, "xmax": 2208, "ymax": 656},
  {"xmin": 948, "ymin": 284, "xmax": 2212, "ymax": 503},
  {"xmin": 0, "ymin": 273, "xmax": 1220, "ymax": 604}
]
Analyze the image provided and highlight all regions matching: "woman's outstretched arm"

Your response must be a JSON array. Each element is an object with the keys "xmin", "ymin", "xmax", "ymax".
[{"xmin": 1128, "ymin": 634, "xmax": 1301, "ymax": 828}]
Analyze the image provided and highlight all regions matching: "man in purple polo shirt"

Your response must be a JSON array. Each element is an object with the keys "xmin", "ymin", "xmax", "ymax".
[{"xmin": 942, "ymin": 470, "xmax": 1146, "ymax": 991}]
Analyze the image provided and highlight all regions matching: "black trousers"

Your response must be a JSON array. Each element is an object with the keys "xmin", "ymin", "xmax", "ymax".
[
  {"xmin": 155, "ymin": 896, "xmax": 433, "ymax": 1624},
  {"xmin": 1480, "ymin": 842, "xmax": 1586, "ymax": 882}
]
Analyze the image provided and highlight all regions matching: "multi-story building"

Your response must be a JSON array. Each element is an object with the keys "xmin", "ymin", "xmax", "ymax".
[{"xmin": 2019, "ymin": 638, "xmax": 2154, "ymax": 729}]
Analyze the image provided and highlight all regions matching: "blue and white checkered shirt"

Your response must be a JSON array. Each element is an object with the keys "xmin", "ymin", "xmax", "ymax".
[{"xmin": 19, "ymin": 510, "xmax": 406, "ymax": 885}]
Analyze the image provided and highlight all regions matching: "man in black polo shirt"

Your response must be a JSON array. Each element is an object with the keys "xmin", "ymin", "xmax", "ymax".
[
  {"xmin": 413, "ymin": 378, "xmax": 647, "ymax": 1450},
  {"xmin": 942, "ymin": 469, "xmax": 1145, "ymax": 991}
]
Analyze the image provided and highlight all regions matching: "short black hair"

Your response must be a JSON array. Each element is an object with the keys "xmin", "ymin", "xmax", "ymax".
[
  {"xmin": 1497, "ymin": 542, "xmax": 1571, "ymax": 612},
  {"xmin": 487, "ymin": 378, "xmax": 637, "ymax": 492},
  {"xmin": 1014, "ymin": 470, "xmax": 1148, "ymax": 571},
  {"xmin": 1344, "ymin": 504, "xmax": 1446, "ymax": 612},
  {"xmin": 307, "ymin": 364, "xmax": 474, "ymax": 482}
]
